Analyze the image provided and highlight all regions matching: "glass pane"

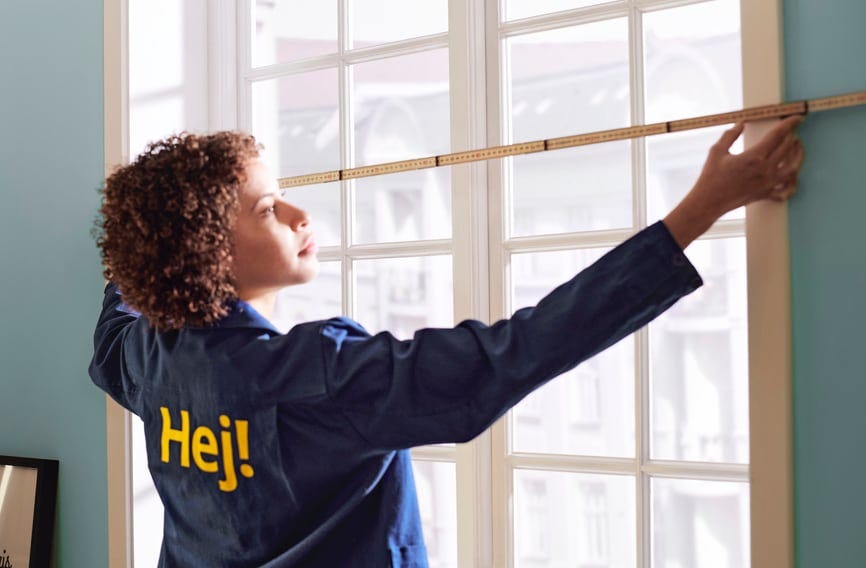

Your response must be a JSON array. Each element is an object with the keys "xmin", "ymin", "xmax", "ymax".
[
  {"xmin": 505, "ymin": 0, "xmax": 609, "ymax": 22},
  {"xmin": 133, "ymin": 421, "xmax": 163, "ymax": 567},
  {"xmin": 353, "ymin": 0, "xmax": 447, "ymax": 47},
  {"xmin": 353, "ymin": 169, "xmax": 451, "ymax": 244},
  {"xmin": 507, "ymin": 20, "xmax": 631, "ymax": 236},
  {"xmin": 652, "ymin": 478, "xmax": 750, "ymax": 568},
  {"xmin": 129, "ymin": 0, "xmax": 208, "ymax": 158},
  {"xmin": 507, "ymin": 20, "xmax": 630, "ymax": 143},
  {"xmin": 650, "ymin": 238, "xmax": 749, "ymax": 464},
  {"xmin": 272, "ymin": 260, "xmax": 342, "ymax": 331},
  {"xmin": 252, "ymin": 0, "xmax": 337, "ymax": 67},
  {"xmin": 514, "ymin": 470, "xmax": 636, "ymax": 567},
  {"xmin": 129, "ymin": 98, "xmax": 185, "ymax": 161},
  {"xmin": 647, "ymin": 127, "xmax": 744, "ymax": 222},
  {"xmin": 283, "ymin": 182, "xmax": 340, "ymax": 247},
  {"xmin": 643, "ymin": 0, "xmax": 743, "ymax": 220},
  {"xmin": 252, "ymin": 69, "xmax": 339, "ymax": 177},
  {"xmin": 352, "ymin": 49, "xmax": 450, "ymax": 166},
  {"xmin": 353, "ymin": 255, "xmax": 453, "ymax": 339},
  {"xmin": 412, "ymin": 461, "xmax": 457, "ymax": 568},
  {"xmin": 281, "ymin": 182, "xmax": 341, "ymax": 248},
  {"xmin": 643, "ymin": 0, "xmax": 742, "ymax": 124},
  {"xmin": 511, "ymin": 141, "xmax": 632, "ymax": 237},
  {"xmin": 510, "ymin": 249, "xmax": 634, "ymax": 457}
]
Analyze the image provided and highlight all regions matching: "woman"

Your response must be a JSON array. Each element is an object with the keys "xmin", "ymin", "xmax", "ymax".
[{"xmin": 90, "ymin": 116, "xmax": 803, "ymax": 566}]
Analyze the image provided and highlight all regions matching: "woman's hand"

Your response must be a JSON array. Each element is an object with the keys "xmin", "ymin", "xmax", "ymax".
[{"xmin": 663, "ymin": 114, "xmax": 806, "ymax": 249}]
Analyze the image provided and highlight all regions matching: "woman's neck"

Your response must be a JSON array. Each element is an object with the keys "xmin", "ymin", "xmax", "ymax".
[{"xmin": 240, "ymin": 291, "xmax": 277, "ymax": 321}]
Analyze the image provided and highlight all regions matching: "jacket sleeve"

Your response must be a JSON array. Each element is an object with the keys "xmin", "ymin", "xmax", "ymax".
[
  {"xmin": 319, "ymin": 221, "xmax": 704, "ymax": 451},
  {"xmin": 88, "ymin": 282, "xmax": 142, "ymax": 413}
]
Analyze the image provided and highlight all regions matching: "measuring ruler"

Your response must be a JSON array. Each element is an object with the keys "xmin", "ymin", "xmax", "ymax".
[{"xmin": 278, "ymin": 90, "xmax": 866, "ymax": 190}]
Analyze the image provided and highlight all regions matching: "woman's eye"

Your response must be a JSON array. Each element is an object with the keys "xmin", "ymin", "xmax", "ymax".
[{"xmin": 263, "ymin": 205, "xmax": 275, "ymax": 215}]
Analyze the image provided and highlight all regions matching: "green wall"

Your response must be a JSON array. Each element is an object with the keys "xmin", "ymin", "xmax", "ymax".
[
  {"xmin": 0, "ymin": 0, "xmax": 107, "ymax": 566},
  {"xmin": 785, "ymin": 0, "xmax": 866, "ymax": 566}
]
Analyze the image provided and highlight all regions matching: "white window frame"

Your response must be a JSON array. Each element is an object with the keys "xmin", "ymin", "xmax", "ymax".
[
  {"xmin": 103, "ymin": 1, "xmax": 132, "ymax": 565},
  {"xmin": 102, "ymin": 0, "xmax": 791, "ymax": 565},
  {"xmin": 740, "ymin": 0, "xmax": 793, "ymax": 565},
  {"xmin": 485, "ymin": 1, "xmax": 789, "ymax": 566}
]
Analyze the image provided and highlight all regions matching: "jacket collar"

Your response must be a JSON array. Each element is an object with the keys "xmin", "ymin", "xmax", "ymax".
[{"xmin": 212, "ymin": 299, "xmax": 281, "ymax": 334}]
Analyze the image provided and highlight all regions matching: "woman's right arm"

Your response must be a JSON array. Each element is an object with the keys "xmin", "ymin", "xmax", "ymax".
[{"xmin": 88, "ymin": 282, "xmax": 142, "ymax": 413}]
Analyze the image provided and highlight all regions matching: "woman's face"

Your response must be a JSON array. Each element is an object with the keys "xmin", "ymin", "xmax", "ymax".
[{"xmin": 231, "ymin": 159, "xmax": 319, "ymax": 301}]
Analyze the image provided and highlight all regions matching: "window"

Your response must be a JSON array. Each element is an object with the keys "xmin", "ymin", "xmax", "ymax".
[
  {"xmin": 109, "ymin": 0, "xmax": 791, "ymax": 565},
  {"xmin": 491, "ymin": 1, "xmax": 750, "ymax": 565}
]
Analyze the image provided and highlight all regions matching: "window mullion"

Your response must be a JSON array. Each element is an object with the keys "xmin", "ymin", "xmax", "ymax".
[
  {"xmin": 499, "ymin": 3, "xmax": 629, "ymax": 37},
  {"xmin": 628, "ymin": 4, "xmax": 648, "ymax": 231},
  {"xmin": 236, "ymin": 0, "xmax": 253, "ymax": 132},
  {"xmin": 484, "ymin": 0, "xmax": 512, "ymax": 565},
  {"xmin": 450, "ymin": 0, "xmax": 494, "ymax": 565},
  {"xmin": 338, "ymin": 0, "xmax": 353, "ymax": 318},
  {"xmin": 207, "ymin": 0, "xmax": 239, "ymax": 130},
  {"xmin": 627, "ymin": 5, "xmax": 652, "ymax": 568}
]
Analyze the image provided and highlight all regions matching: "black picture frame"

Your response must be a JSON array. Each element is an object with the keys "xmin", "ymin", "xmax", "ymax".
[{"xmin": 0, "ymin": 455, "xmax": 58, "ymax": 568}]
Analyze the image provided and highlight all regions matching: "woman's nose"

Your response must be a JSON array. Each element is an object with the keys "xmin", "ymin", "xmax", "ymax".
[{"xmin": 282, "ymin": 202, "xmax": 310, "ymax": 231}]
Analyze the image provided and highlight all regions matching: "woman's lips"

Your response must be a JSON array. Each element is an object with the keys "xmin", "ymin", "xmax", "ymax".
[{"xmin": 300, "ymin": 238, "xmax": 318, "ymax": 256}]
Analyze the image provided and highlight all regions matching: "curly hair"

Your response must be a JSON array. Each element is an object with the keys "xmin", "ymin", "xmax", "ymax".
[{"xmin": 96, "ymin": 131, "xmax": 261, "ymax": 331}]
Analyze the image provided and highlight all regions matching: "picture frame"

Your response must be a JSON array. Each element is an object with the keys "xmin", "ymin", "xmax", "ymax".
[{"xmin": 0, "ymin": 455, "xmax": 58, "ymax": 568}]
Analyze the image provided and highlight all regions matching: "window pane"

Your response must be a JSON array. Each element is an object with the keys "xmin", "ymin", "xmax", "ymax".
[
  {"xmin": 354, "ymin": 168, "xmax": 451, "ymax": 244},
  {"xmin": 252, "ymin": 69, "xmax": 340, "ymax": 177},
  {"xmin": 650, "ymin": 238, "xmax": 748, "ymax": 464},
  {"xmin": 506, "ymin": 20, "xmax": 631, "ymax": 236},
  {"xmin": 505, "ymin": 0, "xmax": 609, "ymax": 22},
  {"xmin": 643, "ymin": 0, "xmax": 743, "ymax": 220},
  {"xmin": 279, "ymin": 182, "xmax": 341, "ymax": 248},
  {"xmin": 252, "ymin": 0, "xmax": 337, "ymax": 67},
  {"xmin": 646, "ymin": 126, "xmax": 744, "ymax": 223},
  {"xmin": 652, "ymin": 478, "xmax": 750, "ymax": 568},
  {"xmin": 129, "ymin": 0, "xmax": 208, "ymax": 157},
  {"xmin": 352, "ymin": 0, "xmax": 447, "ymax": 47},
  {"xmin": 514, "ymin": 470, "xmax": 636, "ymax": 567},
  {"xmin": 511, "ymin": 141, "xmax": 632, "ymax": 237},
  {"xmin": 507, "ymin": 20, "xmax": 630, "ymax": 142},
  {"xmin": 133, "ymin": 421, "xmax": 163, "ymax": 568},
  {"xmin": 272, "ymin": 260, "xmax": 342, "ymax": 331},
  {"xmin": 353, "ymin": 255, "xmax": 453, "ymax": 338},
  {"xmin": 510, "ymin": 249, "xmax": 634, "ymax": 457},
  {"xmin": 412, "ymin": 461, "xmax": 457, "ymax": 568},
  {"xmin": 351, "ymin": 49, "xmax": 450, "ymax": 166},
  {"xmin": 252, "ymin": 69, "xmax": 341, "ymax": 244},
  {"xmin": 643, "ymin": 0, "xmax": 742, "ymax": 124},
  {"xmin": 129, "ymin": 98, "xmax": 186, "ymax": 160}
]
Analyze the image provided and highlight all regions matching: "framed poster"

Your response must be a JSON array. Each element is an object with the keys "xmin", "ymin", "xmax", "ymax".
[{"xmin": 0, "ymin": 456, "xmax": 58, "ymax": 568}]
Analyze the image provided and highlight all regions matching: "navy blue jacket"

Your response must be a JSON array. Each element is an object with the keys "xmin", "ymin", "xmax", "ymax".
[{"xmin": 89, "ymin": 221, "xmax": 702, "ymax": 567}]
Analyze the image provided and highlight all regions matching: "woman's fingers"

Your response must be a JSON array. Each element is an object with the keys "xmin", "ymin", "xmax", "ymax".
[
  {"xmin": 752, "ymin": 115, "xmax": 804, "ymax": 157},
  {"xmin": 712, "ymin": 122, "xmax": 745, "ymax": 155},
  {"xmin": 767, "ymin": 141, "xmax": 804, "ymax": 202},
  {"xmin": 777, "ymin": 140, "xmax": 805, "ymax": 178},
  {"xmin": 769, "ymin": 133, "xmax": 799, "ymax": 166},
  {"xmin": 769, "ymin": 181, "xmax": 798, "ymax": 202}
]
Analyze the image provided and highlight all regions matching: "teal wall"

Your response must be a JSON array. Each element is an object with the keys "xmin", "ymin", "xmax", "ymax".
[
  {"xmin": 785, "ymin": 0, "xmax": 866, "ymax": 566},
  {"xmin": 0, "ymin": 1, "xmax": 107, "ymax": 566}
]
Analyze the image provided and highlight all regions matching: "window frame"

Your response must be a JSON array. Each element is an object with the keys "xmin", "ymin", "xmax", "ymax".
[
  {"xmin": 102, "ymin": 0, "xmax": 792, "ymax": 565},
  {"xmin": 485, "ymin": 1, "xmax": 771, "ymax": 566},
  {"xmin": 740, "ymin": 0, "xmax": 793, "ymax": 565},
  {"xmin": 104, "ymin": 0, "xmax": 131, "ymax": 565}
]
